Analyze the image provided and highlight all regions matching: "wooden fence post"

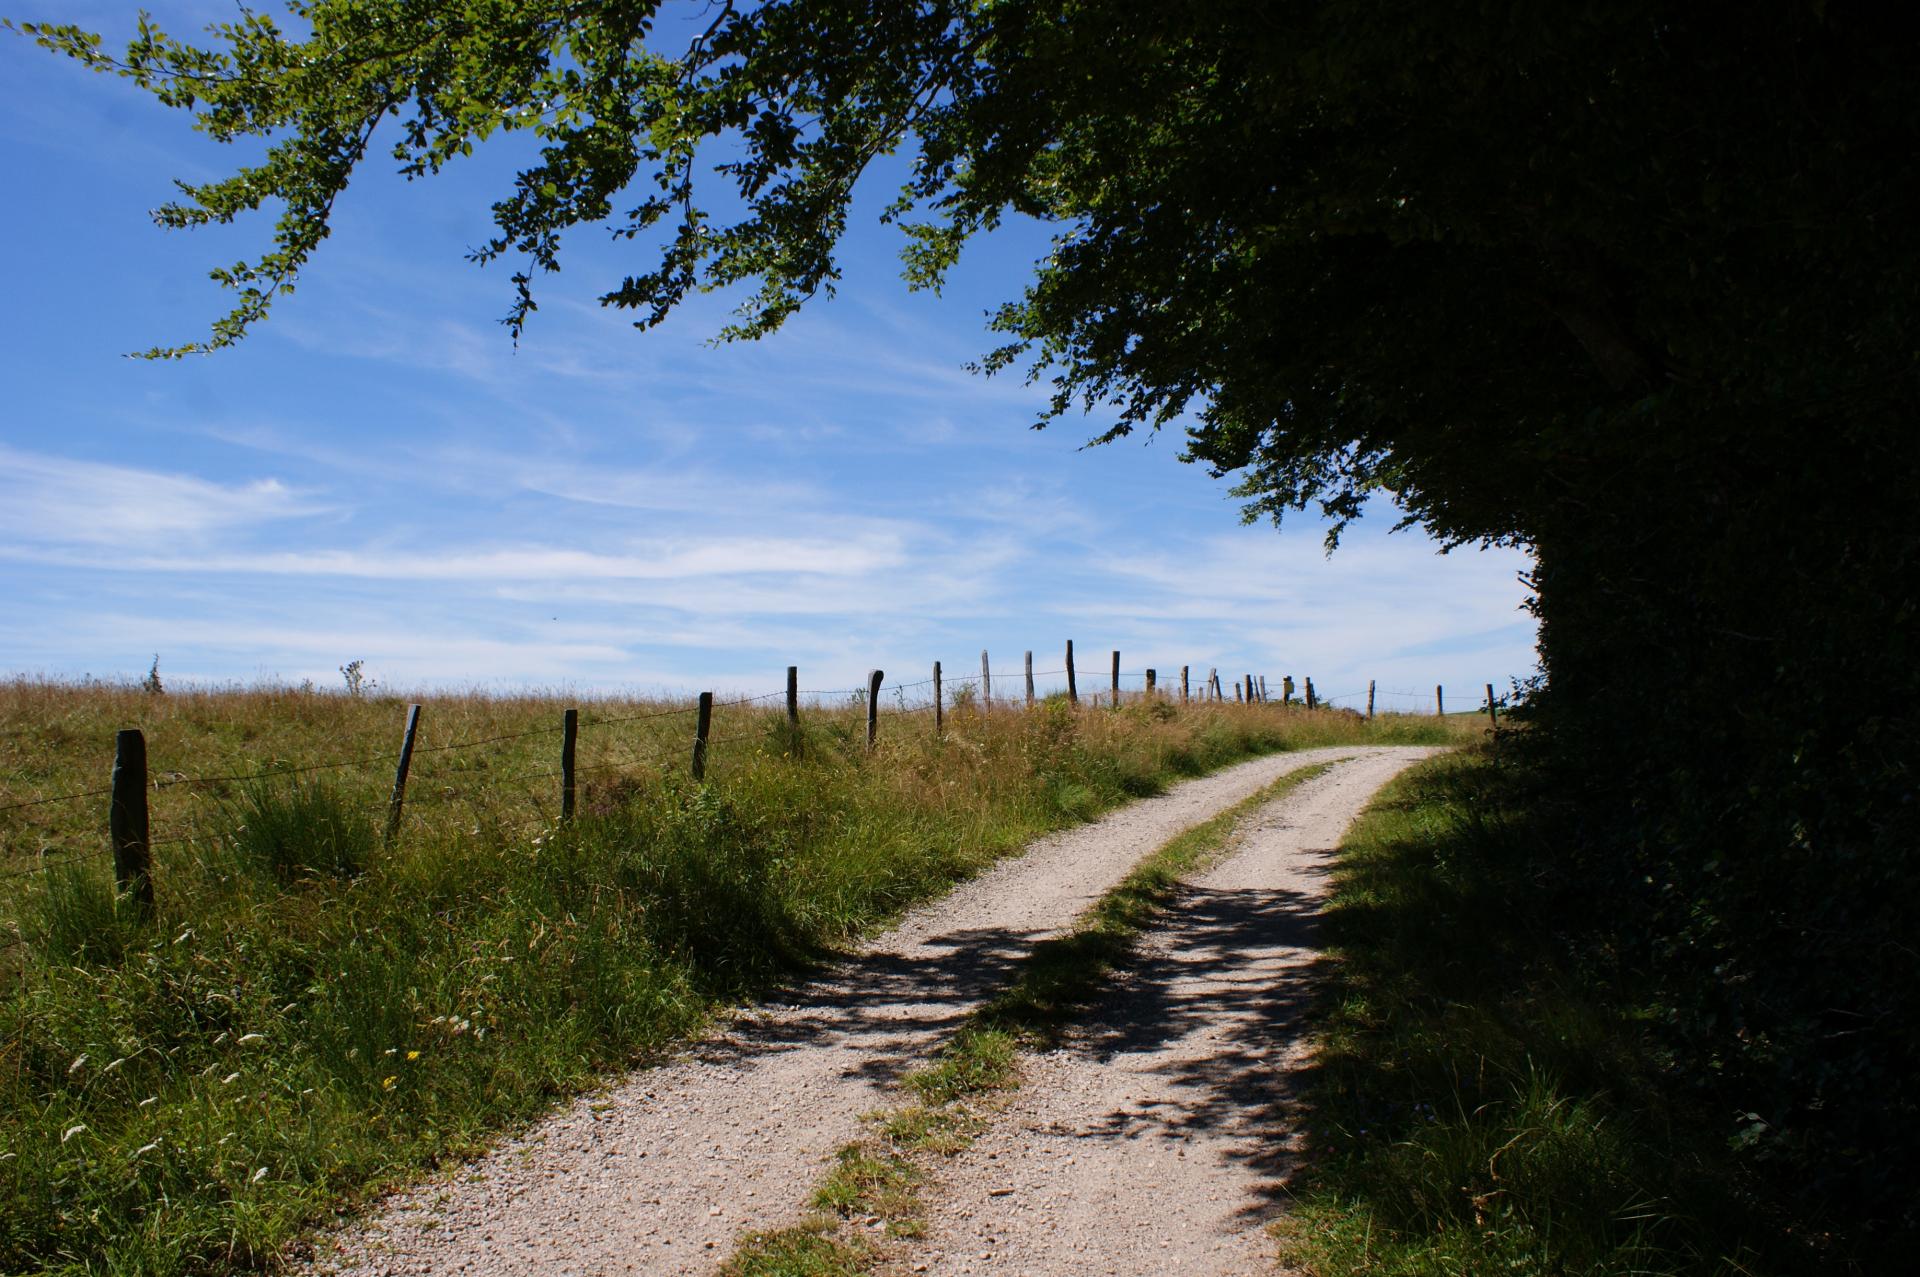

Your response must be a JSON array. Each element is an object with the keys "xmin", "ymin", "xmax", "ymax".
[
  {"xmin": 1146, "ymin": 668, "xmax": 1157, "ymax": 697},
  {"xmin": 1110, "ymin": 650, "xmax": 1121, "ymax": 707},
  {"xmin": 867, "ymin": 670, "xmax": 883, "ymax": 750},
  {"xmin": 561, "ymin": 708, "xmax": 578, "ymax": 822},
  {"xmin": 692, "ymin": 692, "xmax": 713, "ymax": 781},
  {"xmin": 1244, "ymin": 674, "xmax": 1254, "ymax": 704},
  {"xmin": 787, "ymin": 665, "xmax": 799, "ymax": 728},
  {"xmin": 384, "ymin": 704, "xmax": 421, "ymax": 846},
  {"xmin": 1236, "ymin": 680, "xmax": 1244, "ymax": 703},
  {"xmin": 1066, "ymin": 639, "xmax": 1078, "ymax": 705},
  {"xmin": 109, "ymin": 728, "xmax": 153, "ymax": 915},
  {"xmin": 1283, "ymin": 675, "xmax": 1294, "ymax": 705},
  {"xmin": 1306, "ymin": 678, "xmax": 1317, "ymax": 711},
  {"xmin": 1180, "ymin": 665, "xmax": 1190, "ymax": 703},
  {"xmin": 1436, "ymin": 684, "xmax": 1444, "ymax": 716},
  {"xmin": 981, "ymin": 650, "xmax": 992, "ymax": 713},
  {"xmin": 1486, "ymin": 682, "xmax": 1499, "ymax": 726},
  {"xmin": 1367, "ymin": 679, "xmax": 1376, "ymax": 720},
  {"xmin": 1258, "ymin": 675, "xmax": 1268, "ymax": 703},
  {"xmin": 1025, "ymin": 651, "xmax": 1035, "ymax": 706},
  {"xmin": 1209, "ymin": 668, "xmax": 1221, "ymax": 700},
  {"xmin": 934, "ymin": 660, "xmax": 944, "ymax": 736}
]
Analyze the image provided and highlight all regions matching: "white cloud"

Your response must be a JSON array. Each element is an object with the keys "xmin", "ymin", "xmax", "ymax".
[
  {"xmin": 0, "ymin": 534, "xmax": 909, "ymax": 582},
  {"xmin": 0, "ymin": 444, "xmax": 332, "ymax": 547}
]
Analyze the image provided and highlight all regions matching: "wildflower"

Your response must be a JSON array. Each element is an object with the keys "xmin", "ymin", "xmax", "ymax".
[
  {"xmin": 381, "ymin": 1076, "xmax": 397, "ymax": 1091},
  {"xmin": 406, "ymin": 1050, "xmax": 421, "ymax": 1061}
]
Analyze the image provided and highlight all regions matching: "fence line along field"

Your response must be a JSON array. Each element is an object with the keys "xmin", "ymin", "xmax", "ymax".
[
  {"xmin": 0, "ymin": 651, "xmax": 1508, "ymax": 891},
  {"xmin": 0, "ymin": 653, "xmax": 1487, "ymax": 1277}
]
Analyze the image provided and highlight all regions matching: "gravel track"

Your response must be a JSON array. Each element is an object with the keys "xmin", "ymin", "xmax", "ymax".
[
  {"xmin": 310, "ymin": 747, "xmax": 1375, "ymax": 1277},
  {"xmin": 889, "ymin": 747, "xmax": 1438, "ymax": 1277}
]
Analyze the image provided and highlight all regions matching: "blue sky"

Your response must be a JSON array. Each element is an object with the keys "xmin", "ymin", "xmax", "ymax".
[{"xmin": 0, "ymin": 2, "xmax": 1537, "ymax": 710}]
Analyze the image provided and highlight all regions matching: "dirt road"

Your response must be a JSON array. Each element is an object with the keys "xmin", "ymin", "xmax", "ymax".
[
  {"xmin": 884, "ymin": 748, "xmax": 1434, "ymax": 1276},
  {"xmin": 313, "ymin": 747, "xmax": 1408, "ymax": 1277}
]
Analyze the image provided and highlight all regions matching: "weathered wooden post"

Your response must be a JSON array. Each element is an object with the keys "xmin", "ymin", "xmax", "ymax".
[
  {"xmin": 109, "ymin": 728, "xmax": 153, "ymax": 915},
  {"xmin": 1367, "ymin": 680, "xmax": 1376, "ymax": 720},
  {"xmin": 1145, "ymin": 668, "xmax": 1157, "ymax": 698},
  {"xmin": 561, "ymin": 708, "xmax": 578, "ymax": 822},
  {"xmin": 1244, "ymin": 674, "xmax": 1255, "ymax": 704},
  {"xmin": 385, "ymin": 704, "xmax": 421, "ymax": 846},
  {"xmin": 1236, "ymin": 680, "xmax": 1244, "ymax": 703},
  {"xmin": 1024, "ymin": 651, "xmax": 1035, "ymax": 706},
  {"xmin": 1110, "ymin": 650, "xmax": 1121, "ymax": 706},
  {"xmin": 692, "ymin": 692, "xmax": 713, "ymax": 781},
  {"xmin": 1066, "ymin": 640, "xmax": 1078, "ymax": 705},
  {"xmin": 867, "ymin": 669, "xmax": 883, "ymax": 750},
  {"xmin": 1486, "ymin": 682, "xmax": 1499, "ymax": 726},
  {"xmin": 1306, "ymin": 678, "xmax": 1318, "ymax": 711},
  {"xmin": 1283, "ymin": 675, "xmax": 1294, "ymax": 705},
  {"xmin": 1180, "ymin": 665, "xmax": 1190, "ymax": 703},
  {"xmin": 981, "ymin": 650, "xmax": 992, "ymax": 713},
  {"xmin": 1209, "ymin": 668, "xmax": 1221, "ymax": 701},
  {"xmin": 1258, "ymin": 675, "xmax": 1268, "ymax": 703},
  {"xmin": 1436, "ymin": 684, "xmax": 1445, "ymax": 716},
  {"xmin": 934, "ymin": 661, "xmax": 944, "ymax": 736},
  {"xmin": 786, "ymin": 665, "xmax": 799, "ymax": 728}
]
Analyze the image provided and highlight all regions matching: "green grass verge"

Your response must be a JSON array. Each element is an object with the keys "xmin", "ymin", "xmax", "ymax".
[
  {"xmin": 1277, "ymin": 748, "xmax": 1836, "ymax": 1277},
  {"xmin": 722, "ymin": 761, "xmax": 1342, "ymax": 1276},
  {"xmin": 0, "ymin": 681, "xmax": 1465, "ymax": 1276}
]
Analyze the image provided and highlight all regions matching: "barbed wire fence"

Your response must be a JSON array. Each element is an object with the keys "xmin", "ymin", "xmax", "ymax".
[{"xmin": 0, "ymin": 645, "xmax": 1518, "ymax": 944}]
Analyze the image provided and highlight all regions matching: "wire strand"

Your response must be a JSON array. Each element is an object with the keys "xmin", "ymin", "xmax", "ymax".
[{"xmin": 0, "ymin": 786, "xmax": 115, "ymax": 814}]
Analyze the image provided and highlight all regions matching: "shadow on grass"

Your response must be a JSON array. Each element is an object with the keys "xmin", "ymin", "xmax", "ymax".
[{"xmin": 1280, "ymin": 749, "xmax": 1845, "ymax": 1277}]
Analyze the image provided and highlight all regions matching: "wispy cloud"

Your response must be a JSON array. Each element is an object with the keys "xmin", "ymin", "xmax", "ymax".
[
  {"xmin": 0, "ymin": 534, "xmax": 908, "ymax": 581},
  {"xmin": 0, "ymin": 444, "xmax": 333, "ymax": 547}
]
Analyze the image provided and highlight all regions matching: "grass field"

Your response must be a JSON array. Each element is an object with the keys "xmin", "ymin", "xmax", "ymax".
[{"xmin": 0, "ymin": 678, "xmax": 1472, "ymax": 1275}]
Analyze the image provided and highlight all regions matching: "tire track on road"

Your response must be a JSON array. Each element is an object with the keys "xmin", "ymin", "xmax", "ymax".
[
  {"xmin": 890, "ymin": 748, "xmax": 1437, "ymax": 1277},
  {"xmin": 312, "ymin": 748, "xmax": 1387, "ymax": 1277}
]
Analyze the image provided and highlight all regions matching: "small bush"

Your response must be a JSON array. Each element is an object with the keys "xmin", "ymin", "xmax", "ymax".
[
  {"xmin": 221, "ymin": 775, "xmax": 375, "ymax": 883},
  {"xmin": 28, "ymin": 860, "xmax": 140, "ymax": 963}
]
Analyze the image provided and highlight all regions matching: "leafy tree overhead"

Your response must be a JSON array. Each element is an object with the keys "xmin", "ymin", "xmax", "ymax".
[{"xmin": 14, "ymin": 0, "xmax": 1920, "ymax": 1256}]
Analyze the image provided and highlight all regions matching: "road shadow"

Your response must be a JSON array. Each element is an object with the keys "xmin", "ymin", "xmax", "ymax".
[
  {"xmin": 1056, "ymin": 843, "xmax": 1339, "ymax": 1227},
  {"xmin": 687, "ymin": 921, "xmax": 1050, "ymax": 1087}
]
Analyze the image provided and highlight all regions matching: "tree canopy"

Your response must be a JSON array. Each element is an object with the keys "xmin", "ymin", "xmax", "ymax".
[
  {"xmin": 19, "ymin": 0, "xmax": 1906, "ymax": 548},
  {"xmin": 15, "ymin": 0, "xmax": 1920, "ymax": 1256}
]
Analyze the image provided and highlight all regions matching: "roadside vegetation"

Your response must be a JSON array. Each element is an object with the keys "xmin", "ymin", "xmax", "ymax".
[
  {"xmin": 0, "ymin": 678, "xmax": 1467, "ymax": 1275},
  {"xmin": 1280, "ymin": 748, "xmax": 1851, "ymax": 1277}
]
